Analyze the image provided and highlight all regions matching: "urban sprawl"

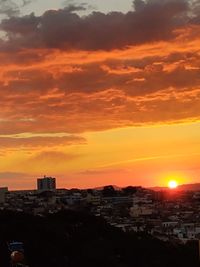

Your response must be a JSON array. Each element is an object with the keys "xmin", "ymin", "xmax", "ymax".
[{"xmin": 1, "ymin": 176, "xmax": 200, "ymax": 244}]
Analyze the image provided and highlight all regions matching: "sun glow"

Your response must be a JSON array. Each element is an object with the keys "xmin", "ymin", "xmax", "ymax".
[{"xmin": 168, "ymin": 180, "xmax": 178, "ymax": 189}]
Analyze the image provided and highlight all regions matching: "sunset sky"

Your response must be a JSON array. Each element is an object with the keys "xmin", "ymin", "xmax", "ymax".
[{"xmin": 0, "ymin": 0, "xmax": 200, "ymax": 189}]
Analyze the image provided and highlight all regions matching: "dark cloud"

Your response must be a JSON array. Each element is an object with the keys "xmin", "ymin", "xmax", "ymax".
[
  {"xmin": 0, "ymin": 0, "xmax": 192, "ymax": 51},
  {"xmin": 190, "ymin": 0, "xmax": 200, "ymax": 23},
  {"xmin": 62, "ymin": 1, "xmax": 89, "ymax": 12},
  {"xmin": 0, "ymin": 0, "xmax": 33, "ymax": 18},
  {"xmin": 0, "ymin": 0, "xmax": 19, "ymax": 17}
]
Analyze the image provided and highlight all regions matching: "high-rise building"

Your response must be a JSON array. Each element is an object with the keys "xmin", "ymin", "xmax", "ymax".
[{"xmin": 37, "ymin": 176, "xmax": 56, "ymax": 192}]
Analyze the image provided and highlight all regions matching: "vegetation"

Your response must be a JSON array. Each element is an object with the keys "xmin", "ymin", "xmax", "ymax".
[{"xmin": 0, "ymin": 210, "xmax": 198, "ymax": 267}]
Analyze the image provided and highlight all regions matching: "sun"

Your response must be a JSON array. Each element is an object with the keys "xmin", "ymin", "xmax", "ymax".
[{"xmin": 168, "ymin": 180, "xmax": 178, "ymax": 189}]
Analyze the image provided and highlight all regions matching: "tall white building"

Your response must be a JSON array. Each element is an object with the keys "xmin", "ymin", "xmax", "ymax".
[{"xmin": 37, "ymin": 176, "xmax": 56, "ymax": 192}]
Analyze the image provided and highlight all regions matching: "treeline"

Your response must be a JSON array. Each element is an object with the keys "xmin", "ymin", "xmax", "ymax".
[{"xmin": 0, "ymin": 210, "xmax": 198, "ymax": 267}]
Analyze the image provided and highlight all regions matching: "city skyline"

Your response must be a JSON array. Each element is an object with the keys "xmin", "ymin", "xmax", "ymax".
[{"xmin": 0, "ymin": 0, "xmax": 200, "ymax": 190}]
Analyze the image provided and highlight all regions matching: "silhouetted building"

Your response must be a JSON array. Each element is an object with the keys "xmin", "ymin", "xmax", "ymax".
[
  {"xmin": 0, "ymin": 187, "xmax": 8, "ymax": 203},
  {"xmin": 37, "ymin": 176, "xmax": 56, "ymax": 192}
]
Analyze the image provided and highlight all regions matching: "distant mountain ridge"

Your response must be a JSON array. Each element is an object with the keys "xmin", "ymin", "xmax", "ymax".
[
  {"xmin": 151, "ymin": 183, "xmax": 200, "ymax": 192},
  {"xmin": 91, "ymin": 183, "xmax": 200, "ymax": 192}
]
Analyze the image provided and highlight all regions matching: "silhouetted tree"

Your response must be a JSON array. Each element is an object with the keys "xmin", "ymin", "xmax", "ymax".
[
  {"xmin": 122, "ymin": 186, "xmax": 139, "ymax": 195},
  {"xmin": 0, "ymin": 210, "xmax": 198, "ymax": 267},
  {"xmin": 102, "ymin": 185, "xmax": 117, "ymax": 197}
]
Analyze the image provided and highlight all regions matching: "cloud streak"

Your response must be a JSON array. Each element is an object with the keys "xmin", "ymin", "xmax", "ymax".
[{"xmin": 0, "ymin": 135, "xmax": 86, "ymax": 153}]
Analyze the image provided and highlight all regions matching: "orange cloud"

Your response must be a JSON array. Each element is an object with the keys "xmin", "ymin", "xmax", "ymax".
[
  {"xmin": 0, "ymin": 135, "xmax": 86, "ymax": 152},
  {"xmin": 0, "ymin": 31, "xmax": 200, "ymax": 135}
]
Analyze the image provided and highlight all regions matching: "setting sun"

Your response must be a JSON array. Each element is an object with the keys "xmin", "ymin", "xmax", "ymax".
[{"xmin": 168, "ymin": 180, "xmax": 178, "ymax": 189}]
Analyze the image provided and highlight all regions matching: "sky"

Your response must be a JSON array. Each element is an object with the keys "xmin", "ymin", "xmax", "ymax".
[{"xmin": 0, "ymin": 0, "xmax": 200, "ymax": 190}]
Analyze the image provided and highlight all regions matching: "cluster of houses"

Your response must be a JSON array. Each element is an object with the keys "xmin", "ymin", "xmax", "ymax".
[{"xmin": 0, "ymin": 177, "xmax": 200, "ymax": 244}]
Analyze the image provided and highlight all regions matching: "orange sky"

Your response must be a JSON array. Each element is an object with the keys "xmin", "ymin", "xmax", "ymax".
[{"xmin": 0, "ymin": 0, "xmax": 200, "ymax": 189}]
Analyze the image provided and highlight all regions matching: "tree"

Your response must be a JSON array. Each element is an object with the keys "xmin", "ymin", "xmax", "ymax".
[
  {"xmin": 102, "ymin": 186, "xmax": 117, "ymax": 197},
  {"xmin": 122, "ymin": 186, "xmax": 139, "ymax": 195}
]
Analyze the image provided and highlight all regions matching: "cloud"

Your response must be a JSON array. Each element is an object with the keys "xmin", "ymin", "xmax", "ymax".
[
  {"xmin": 78, "ymin": 168, "xmax": 130, "ymax": 176},
  {"xmin": 62, "ymin": 1, "xmax": 90, "ymax": 12},
  {"xmin": 32, "ymin": 151, "xmax": 80, "ymax": 164},
  {"xmin": 22, "ymin": 0, "xmax": 32, "ymax": 6},
  {"xmin": 0, "ymin": 0, "xmax": 199, "ymax": 136},
  {"xmin": 0, "ymin": 0, "xmax": 33, "ymax": 18},
  {"xmin": 0, "ymin": 0, "xmax": 192, "ymax": 51},
  {"xmin": 0, "ymin": 43, "xmax": 200, "ymax": 134},
  {"xmin": 20, "ymin": 150, "xmax": 82, "ymax": 175},
  {"xmin": 0, "ymin": 135, "xmax": 86, "ymax": 150},
  {"xmin": 0, "ymin": 0, "xmax": 19, "ymax": 18}
]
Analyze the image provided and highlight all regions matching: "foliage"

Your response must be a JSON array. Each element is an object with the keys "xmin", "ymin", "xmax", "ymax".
[{"xmin": 0, "ymin": 210, "xmax": 198, "ymax": 267}]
